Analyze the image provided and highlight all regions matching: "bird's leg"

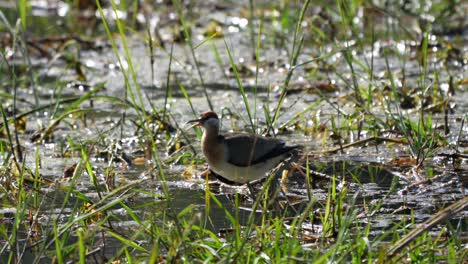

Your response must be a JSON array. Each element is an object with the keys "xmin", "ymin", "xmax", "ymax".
[
  {"xmin": 293, "ymin": 162, "xmax": 336, "ymax": 182},
  {"xmin": 200, "ymin": 168, "xmax": 211, "ymax": 178},
  {"xmin": 246, "ymin": 154, "xmax": 302, "ymax": 210},
  {"xmin": 246, "ymin": 182, "xmax": 257, "ymax": 201},
  {"xmin": 275, "ymin": 156, "xmax": 300, "ymax": 214}
]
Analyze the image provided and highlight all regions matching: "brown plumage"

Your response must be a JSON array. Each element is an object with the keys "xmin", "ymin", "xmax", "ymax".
[{"xmin": 188, "ymin": 111, "xmax": 298, "ymax": 184}]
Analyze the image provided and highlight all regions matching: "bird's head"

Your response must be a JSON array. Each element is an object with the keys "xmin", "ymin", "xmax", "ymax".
[{"xmin": 187, "ymin": 111, "xmax": 219, "ymax": 130}]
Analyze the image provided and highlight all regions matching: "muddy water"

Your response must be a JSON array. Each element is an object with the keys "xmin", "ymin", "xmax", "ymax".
[{"xmin": 1, "ymin": 0, "xmax": 467, "ymax": 260}]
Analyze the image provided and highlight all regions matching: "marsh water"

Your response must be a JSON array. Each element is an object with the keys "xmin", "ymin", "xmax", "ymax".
[{"xmin": 0, "ymin": 0, "xmax": 467, "ymax": 261}]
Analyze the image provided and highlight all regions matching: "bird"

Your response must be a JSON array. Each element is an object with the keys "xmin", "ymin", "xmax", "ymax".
[{"xmin": 188, "ymin": 111, "xmax": 298, "ymax": 185}]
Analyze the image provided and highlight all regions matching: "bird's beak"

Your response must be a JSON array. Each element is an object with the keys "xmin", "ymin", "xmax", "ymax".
[{"xmin": 187, "ymin": 118, "xmax": 202, "ymax": 129}]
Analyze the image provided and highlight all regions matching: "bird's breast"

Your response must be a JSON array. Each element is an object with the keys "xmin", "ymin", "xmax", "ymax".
[{"xmin": 201, "ymin": 138, "xmax": 226, "ymax": 166}]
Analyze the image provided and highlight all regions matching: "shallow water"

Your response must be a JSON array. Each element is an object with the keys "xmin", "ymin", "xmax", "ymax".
[{"xmin": 1, "ymin": 0, "xmax": 467, "ymax": 261}]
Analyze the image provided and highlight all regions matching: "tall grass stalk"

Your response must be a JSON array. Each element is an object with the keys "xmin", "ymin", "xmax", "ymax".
[
  {"xmin": 162, "ymin": 44, "xmax": 174, "ymax": 119},
  {"xmin": 7, "ymin": 157, "xmax": 28, "ymax": 262},
  {"xmin": 77, "ymin": 228, "xmax": 86, "ymax": 264},
  {"xmin": 172, "ymin": 0, "xmax": 213, "ymax": 110},
  {"xmin": 209, "ymin": 41, "xmax": 229, "ymax": 82},
  {"xmin": 95, "ymin": 0, "xmax": 149, "ymax": 143},
  {"xmin": 252, "ymin": 20, "xmax": 264, "ymax": 130},
  {"xmin": 17, "ymin": 0, "xmax": 28, "ymax": 28},
  {"xmin": 272, "ymin": 0, "xmax": 310, "ymax": 126},
  {"xmin": 43, "ymin": 181, "xmax": 141, "ymax": 250},
  {"xmin": 109, "ymin": 0, "xmax": 147, "ymax": 116},
  {"xmin": 0, "ymin": 105, "xmax": 20, "ymax": 167},
  {"xmin": 224, "ymin": 39, "xmax": 255, "ymax": 131},
  {"xmin": 53, "ymin": 220, "xmax": 64, "ymax": 263},
  {"xmin": 337, "ymin": 0, "xmax": 363, "ymax": 106},
  {"xmin": 384, "ymin": 53, "xmax": 437, "ymax": 164},
  {"xmin": 0, "ymin": 28, "xmax": 24, "ymax": 163},
  {"xmin": 96, "ymin": 5, "xmax": 175, "ymax": 236}
]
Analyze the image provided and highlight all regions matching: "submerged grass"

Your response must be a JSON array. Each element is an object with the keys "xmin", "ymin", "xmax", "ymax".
[{"xmin": 0, "ymin": 0, "xmax": 466, "ymax": 263}]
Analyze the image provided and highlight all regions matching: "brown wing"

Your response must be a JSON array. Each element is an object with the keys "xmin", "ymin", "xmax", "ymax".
[{"xmin": 223, "ymin": 133, "xmax": 296, "ymax": 167}]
